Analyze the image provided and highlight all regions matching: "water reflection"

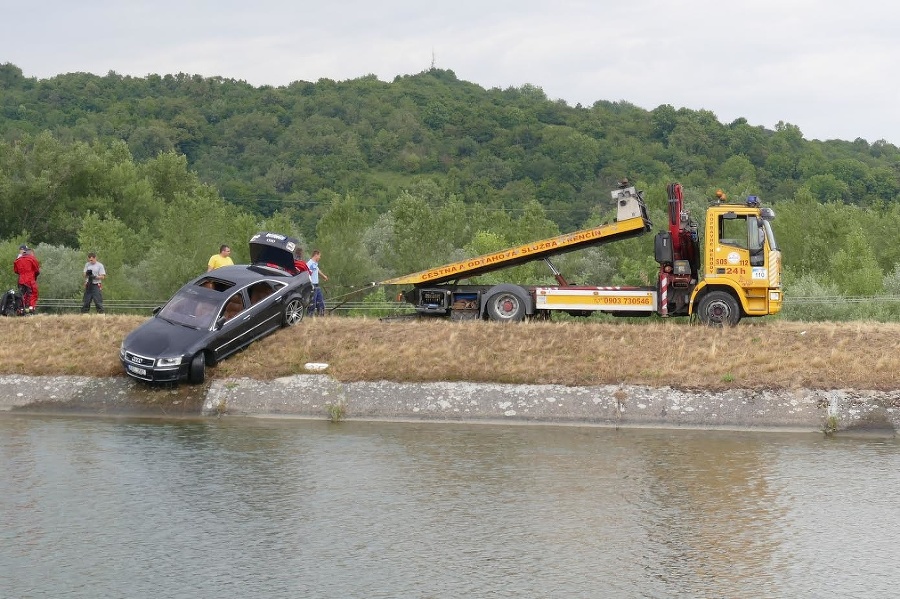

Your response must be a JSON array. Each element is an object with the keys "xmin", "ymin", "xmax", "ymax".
[
  {"xmin": 632, "ymin": 433, "xmax": 787, "ymax": 597},
  {"xmin": 1, "ymin": 416, "xmax": 899, "ymax": 598}
]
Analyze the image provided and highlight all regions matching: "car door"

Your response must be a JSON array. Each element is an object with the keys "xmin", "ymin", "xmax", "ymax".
[
  {"xmin": 247, "ymin": 280, "xmax": 286, "ymax": 334},
  {"xmin": 211, "ymin": 289, "xmax": 254, "ymax": 361}
]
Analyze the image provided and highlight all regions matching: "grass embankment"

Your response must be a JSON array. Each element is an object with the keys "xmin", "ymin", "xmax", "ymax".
[{"xmin": 0, "ymin": 315, "xmax": 897, "ymax": 391}]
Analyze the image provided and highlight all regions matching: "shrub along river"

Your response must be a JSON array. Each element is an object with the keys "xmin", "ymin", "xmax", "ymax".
[{"xmin": 1, "ymin": 414, "xmax": 898, "ymax": 598}]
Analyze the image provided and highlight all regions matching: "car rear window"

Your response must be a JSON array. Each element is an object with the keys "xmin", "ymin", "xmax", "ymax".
[{"xmin": 248, "ymin": 281, "xmax": 283, "ymax": 305}]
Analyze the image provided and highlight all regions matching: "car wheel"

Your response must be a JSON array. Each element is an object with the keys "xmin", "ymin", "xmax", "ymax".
[
  {"xmin": 697, "ymin": 291, "xmax": 741, "ymax": 326},
  {"xmin": 283, "ymin": 296, "xmax": 305, "ymax": 326},
  {"xmin": 188, "ymin": 352, "xmax": 206, "ymax": 384}
]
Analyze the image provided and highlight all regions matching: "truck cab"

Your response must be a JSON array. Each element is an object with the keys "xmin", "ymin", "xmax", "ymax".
[{"xmin": 690, "ymin": 196, "xmax": 783, "ymax": 324}]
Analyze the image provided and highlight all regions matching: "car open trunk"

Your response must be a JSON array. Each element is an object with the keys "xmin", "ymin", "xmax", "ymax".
[{"xmin": 249, "ymin": 232, "xmax": 300, "ymax": 272}]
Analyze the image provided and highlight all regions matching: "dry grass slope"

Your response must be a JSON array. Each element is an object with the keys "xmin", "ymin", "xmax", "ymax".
[{"xmin": 1, "ymin": 315, "xmax": 898, "ymax": 390}]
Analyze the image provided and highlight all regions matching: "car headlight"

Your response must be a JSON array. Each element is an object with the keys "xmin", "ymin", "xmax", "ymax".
[{"xmin": 157, "ymin": 356, "xmax": 183, "ymax": 367}]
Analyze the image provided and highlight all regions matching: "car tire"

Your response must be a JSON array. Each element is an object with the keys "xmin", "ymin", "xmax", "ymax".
[
  {"xmin": 188, "ymin": 352, "xmax": 206, "ymax": 385},
  {"xmin": 283, "ymin": 296, "xmax": 305, "ymax": 327}
]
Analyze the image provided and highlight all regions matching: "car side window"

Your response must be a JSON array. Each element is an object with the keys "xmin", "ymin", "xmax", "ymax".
[
  {"xmin": 221, "ymin": 293, "xmax": 246, "ymax": 321},
  {"xmin": 249, "ymin": 282, "xmax": 276, "ymax": 305}
]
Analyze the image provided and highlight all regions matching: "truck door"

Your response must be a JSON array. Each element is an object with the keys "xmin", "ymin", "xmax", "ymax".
[
  {"xmin": 711, "ymin": 211, "xmax": 770, "ymax": 289},
  {"xmin": 747, "ymin": 216, "xmax": 765, "ymax": 266}
]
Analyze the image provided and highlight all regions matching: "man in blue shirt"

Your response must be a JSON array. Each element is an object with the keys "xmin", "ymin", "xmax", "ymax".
[{"xmin": 306, "ymin": 250, "xmax": 328, "ymax": 316}]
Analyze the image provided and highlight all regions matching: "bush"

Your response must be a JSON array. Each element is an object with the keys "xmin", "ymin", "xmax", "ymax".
[{"xmin": 782, "ymin": 273, "xmax": 900, "ymax": 321}]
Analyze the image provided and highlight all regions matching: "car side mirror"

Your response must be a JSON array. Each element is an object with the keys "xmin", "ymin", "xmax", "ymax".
[
  {"xmin": 152, "ymin": 306, "xmax": 162, "ymax": 315},
  {"xmin": 215, "ymin": 316, "xmax": 226, "ymax": 329}
]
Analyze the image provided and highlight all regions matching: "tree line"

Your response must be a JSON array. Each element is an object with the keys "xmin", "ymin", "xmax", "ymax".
[{"xmin": 0, "ymin": 63, "xmax": 899, "ymax": 320}]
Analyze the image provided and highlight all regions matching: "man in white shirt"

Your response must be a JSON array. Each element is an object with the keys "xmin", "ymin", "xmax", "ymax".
[
  {"xmin": 306, "ymin": 250, "xmax": 328, "ymax": 316},
  {"xmin": 81, "ymin": 252, "xmax": 107, "ymax": 314}
]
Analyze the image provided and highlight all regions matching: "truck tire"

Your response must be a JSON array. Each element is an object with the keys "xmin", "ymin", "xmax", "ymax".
[
  {"xmin": 697, "ymin": 291, "xmax": 741, "ymax": 326},
  {"xmin": 486, "ymin": 288, "xmax": 527, "ymax": 322}
]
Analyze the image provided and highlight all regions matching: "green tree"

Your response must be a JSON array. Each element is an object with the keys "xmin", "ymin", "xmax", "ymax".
[
  {"xmin": 830, "ymin": 158, "xmax": 873, "ymax": 203},
  {"xmin": 376, "ymin": 191, "xmax": 459, "ymax": 276},
  {"xmin": 127, "ymin": 123, "xmax": 174, "ymax": 160},
  {"xmin": 77, "ymin": 212, "xmax": 140, "ymax": 300},
  {"xmin": 313, "ymin": 194, "xmax": 381, "ymax": 293},
  {"xmin": 31, "ymin": 243, "xmax": 84, "ymax": 300},
  {"xmin": 829, "ymin": 226, "xmax": 882, "ymax": 295},
  {"xmin": 716, "ymin": 155, "xmax": 759, "ymax": 193},
  {"xmin": 137, "ymin": 190, "xmax": 257, "ymax": 298},
  {"xmin": 805, "ymin": 174, "xmax": 850, "ymax": 204},
  {"xmin": 538, "ymin": 127, "xmax": 602, "ymax": 181}
]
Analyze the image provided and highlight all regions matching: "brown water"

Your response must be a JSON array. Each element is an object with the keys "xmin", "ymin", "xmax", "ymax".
[{"xmin": 1, "ymin": 415, "xmax": 898, "ymax": 598}]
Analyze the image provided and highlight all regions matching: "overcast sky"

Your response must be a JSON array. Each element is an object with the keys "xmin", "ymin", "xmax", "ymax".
[{"xmin": 3, "ymin": 1, "xmax": 899, "ymax": 145}]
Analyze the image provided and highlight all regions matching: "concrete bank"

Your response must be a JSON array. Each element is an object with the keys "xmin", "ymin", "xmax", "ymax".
[{"xmin": 1, "ymin": 374, "xmax": 899, "ymax": 434}]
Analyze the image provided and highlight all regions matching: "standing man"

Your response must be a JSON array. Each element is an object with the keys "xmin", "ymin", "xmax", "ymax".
[
  {"xmin": 13, "ymin": 245, "xmax": 40, "ymax": 314},
  {"xmin": 207, "ymin": 245, "xmax": 234, "ymax": 271},
  {"xmin": 81, "ymin": 252, "xmax": 106, "ymax": 314},
  {"xmin": 306, "ymin": 249, "xmax": 328, "ymax": 316}
]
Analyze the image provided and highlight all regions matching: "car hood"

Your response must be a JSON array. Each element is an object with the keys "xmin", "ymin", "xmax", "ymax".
[
  {"xmin": 123, "ymin": 316, "xmax": 208, "ymax": 358},
  {"xmin": 249, "ymin": 232, "xmax": 300, "ymax": 271}
]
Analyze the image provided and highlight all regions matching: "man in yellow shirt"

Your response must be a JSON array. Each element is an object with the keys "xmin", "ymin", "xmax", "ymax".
[{"xmin": 207, "ymin": 245, "xmax": 234, "ymax": 271}]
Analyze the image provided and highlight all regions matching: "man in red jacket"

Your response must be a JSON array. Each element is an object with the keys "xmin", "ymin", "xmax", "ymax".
[
  {"xmin": 292, "ymin": 247, "xmax": 310, "ymax": 275},
  {"xmin": 13, "ymin": 245, "xmax": 40, "ymax": 314}
]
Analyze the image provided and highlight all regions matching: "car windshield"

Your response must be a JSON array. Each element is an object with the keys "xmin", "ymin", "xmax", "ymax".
[{"xmin": 158, "ymin": 290, "xmax": 222, "ymax": 329}]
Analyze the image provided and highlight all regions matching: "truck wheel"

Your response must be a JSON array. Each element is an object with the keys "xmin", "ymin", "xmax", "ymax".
[
  {"xmin": 486, "ymin": 289, "xmax": 526, "ymax": 322},
  {"xmin": 188, "ymin": 352, "xmax": 206, "ymax": 385},
  {"xmin": 697, "ymin": 291, "xmax": 740, "ymax": 326},
  {"xmin": 283, "ymin": 296, "xmax": 305, "ymax": 326}
]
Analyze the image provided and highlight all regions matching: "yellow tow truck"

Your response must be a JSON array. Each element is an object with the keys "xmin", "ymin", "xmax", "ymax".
[{"xmin": 382, "ymin": 182, "xmax": 782, "ymax": 325}]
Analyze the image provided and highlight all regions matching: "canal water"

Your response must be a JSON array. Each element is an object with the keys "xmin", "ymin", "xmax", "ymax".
[{"xmin": 1, "ymin": 415, "xmax": 898, "ymax": 598}]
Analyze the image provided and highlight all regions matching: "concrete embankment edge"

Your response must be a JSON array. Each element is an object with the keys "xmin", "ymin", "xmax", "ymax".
[{"xmin": 0, "ymin": 375, "xmax": 898, "ymax": 434}]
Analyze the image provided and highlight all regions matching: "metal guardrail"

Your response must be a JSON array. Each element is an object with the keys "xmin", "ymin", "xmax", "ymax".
[
  {"xmin": 31, "ymin": 299, "xmax": 416, "ymax": 315},
  {"xmin": 25, "ymin": 296, "xmax": 900, "ymax": 315},
  {"xmin": 781, "ymin": 295, "xmax": 900, "ymax": 304},
  {"xmin": 328, "ymin": 302, "xmax": 416, "ymax": 314},
  {"xmin": 38, "ymin": 299, "xmax": 165, "ymax": 309},
  {"xmin": 32, "ymin": 299, "xmax": 166, "ymax": 314}
]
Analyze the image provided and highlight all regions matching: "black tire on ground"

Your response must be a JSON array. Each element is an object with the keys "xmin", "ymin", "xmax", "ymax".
[
  {"xmin": 696, "ymin": 291, "xmax": 741, "ymax": 326},
  {"xmin": 485, "ymin": 289, "xmax": 527, "ymax": 322},
  {"xmin": 188, "ymin": 352, "xmax": 206, "ymax": 385},
  {"xmin": 283, "ymin": 296, "xmax": 305, "ymax": 326}
]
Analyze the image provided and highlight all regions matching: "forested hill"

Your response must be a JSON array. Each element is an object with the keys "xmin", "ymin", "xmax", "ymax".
[
  {"xmin": 3, "ymin": 62, "xmax": 899, "ymax": 230},
  {"xmin": 1, "ymin": 61, "xmax": 899, "ymax": 312}
]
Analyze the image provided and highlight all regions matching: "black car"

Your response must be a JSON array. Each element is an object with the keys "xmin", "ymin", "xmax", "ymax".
[{"xmin": 120, "ymin": 232, "xmax": 313, "ymax": 384}]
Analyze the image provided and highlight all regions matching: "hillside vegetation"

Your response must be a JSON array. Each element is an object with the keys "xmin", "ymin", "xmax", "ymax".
[{"xmin": 0, "ymin": 63, "xmax": 899, "ymax": 321}]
